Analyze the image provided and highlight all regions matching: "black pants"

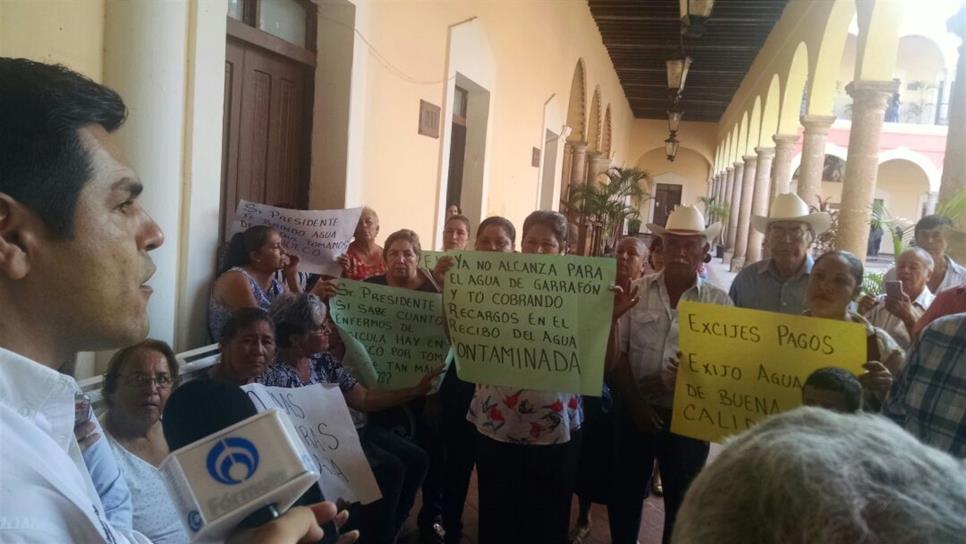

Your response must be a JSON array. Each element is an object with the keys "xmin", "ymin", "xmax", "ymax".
[
  {"xmin": 354, "ymin": 424, "xmax": 429, "ymax": 544},
  {"xmin": 607, "ymin": 406, "xmax": 709, "ymax": 544},
  {"xmin": 418, "ymin": 369, "xmax": 478, "ymax": 543},
  {"xmin": 476, "ymin": 430, "xmax": 582, "ymax": 544}
]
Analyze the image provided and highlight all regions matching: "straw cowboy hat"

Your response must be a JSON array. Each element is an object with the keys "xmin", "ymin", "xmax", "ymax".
[
  {"xmin": 751, "ymin": 193, "xmax": 831, "ymax": 234},
  {"xmin": 647, "ymin": 205, "xmax": 722, "ymax": 241}
]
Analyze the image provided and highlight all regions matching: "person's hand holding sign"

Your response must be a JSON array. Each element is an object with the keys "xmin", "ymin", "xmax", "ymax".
[
  {"xmin": 610, "ymin": 284, "xmax": 641, "ymax": 321},
  {"xmin": 311, "ymin": 278, "xmax": 341, "ymax": 300},
  {"xmin": 858, "ymin": 361, "xmax": 893, "ymax": 402},
  {"xmin": 337, "ymin": 253, "xmax": 354, "ymax": 277},
  {"xmin": 412, "ymin": 365, "xmax": 447, "ymax": 396},
  {"xmin": 433, "ymin": 255, "xmax": 455, "ymax": 287}
]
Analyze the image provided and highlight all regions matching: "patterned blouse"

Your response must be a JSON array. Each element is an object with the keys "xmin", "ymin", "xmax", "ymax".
[
  {"xmin": 258, "ymin": 352, "xmax": 359, "ymax": 393},
  {"xmin": 467, "ymin": 385, "xmax": 583, "ymax": 445},
  {"xmin": 343, "ymin": 246, "xmax": 386, "ymax": 281},
  {"xmin": 208, "ymin": 267, "xmax": 284, "ymax": 341}
]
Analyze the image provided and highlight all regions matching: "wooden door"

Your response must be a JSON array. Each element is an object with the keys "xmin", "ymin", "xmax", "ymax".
[
  {"xmin": 652, "ymin": 183, "xmax": 683, "ymax": 227},
  {"xmin": 221, "ymin": 37, "xmax": 312, "ymax": 241}
]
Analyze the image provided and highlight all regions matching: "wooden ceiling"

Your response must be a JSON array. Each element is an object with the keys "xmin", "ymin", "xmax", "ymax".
[{"xmin": 589, "ymin": 0, "xmax": 790, "ymax": 122}]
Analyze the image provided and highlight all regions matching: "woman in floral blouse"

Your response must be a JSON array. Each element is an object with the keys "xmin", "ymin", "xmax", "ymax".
[
  {"xmin": 466, "ymin": 210, "xmax": 584, "ymax": 544},
  {"xmin": 261, "ymin": 292, "xmax": 441, "ymax": 544}
]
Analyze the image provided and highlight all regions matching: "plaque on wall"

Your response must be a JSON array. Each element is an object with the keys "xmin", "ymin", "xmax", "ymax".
[{"xmin": 418, "ymin": 100, "xmax": 441, "ymax": 138}]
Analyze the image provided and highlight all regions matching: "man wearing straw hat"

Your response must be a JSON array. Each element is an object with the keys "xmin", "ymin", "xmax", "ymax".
[
  {"xmin": 729, "ymin": 193, "xmax": 831, "ymax": 315},
  {"xmin": 608, "ymin": 205, "xmax": 732, "ymax": 544}
]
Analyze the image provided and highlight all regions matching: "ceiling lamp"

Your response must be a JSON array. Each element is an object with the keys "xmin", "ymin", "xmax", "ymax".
[
  {"xmin": 667, "ymin": 107, "xmax": 684, "ymax": 134},
  {"xmin": 680, "ymin": 0, "xmax": 714, "ymax": 38},
  {"xmin": 666, "ymin": 55, "xmax": 692, "ymax": 95},
  {"xmin": 665, "ymin": 134, "xmax": 680, "ymax": 162}
]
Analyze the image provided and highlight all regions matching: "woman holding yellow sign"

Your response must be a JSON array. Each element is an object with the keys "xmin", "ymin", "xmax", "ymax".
[{"xmin": 804, "ymin": 250, "xmax": 902, "ymax": 407}]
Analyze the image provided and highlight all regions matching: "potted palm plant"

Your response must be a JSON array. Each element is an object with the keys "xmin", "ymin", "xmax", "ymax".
[
  {"xmin": 698, "ymin": 196, "xmax": 730, "ymax": 257},
  {"xmin": 564, "ymin": 166, "xmax": 651, "ymax": 256}
]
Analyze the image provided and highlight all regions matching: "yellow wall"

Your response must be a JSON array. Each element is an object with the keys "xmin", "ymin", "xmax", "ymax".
[
  {"xmin": 636, "ymin": 147, "xmax": 711, "ymax": 217},
  {"xmin": 326, "ymin": 0, "xmax": 635, "ymax": 247},
  {"xmin": 0, "ymin": 0, "xmax": 105, "ymax": 81}
]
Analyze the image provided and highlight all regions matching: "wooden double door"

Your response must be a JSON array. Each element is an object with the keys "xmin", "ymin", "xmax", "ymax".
[{"xmin": 221, "ymin": 37, "xmax": 313, "ymax": 240}]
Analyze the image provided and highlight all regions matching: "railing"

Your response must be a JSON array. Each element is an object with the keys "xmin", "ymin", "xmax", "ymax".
[{"xmin": 78, "ymin": 343, "xmax": 221, "ymax": 414}]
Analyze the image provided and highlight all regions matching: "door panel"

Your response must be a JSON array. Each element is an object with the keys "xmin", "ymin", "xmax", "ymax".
[
  {"xmin": 653, "ymin": 183, "xmax": 683, "ymax": 227},
  {"xmin": 221, "ymin": 37, "xmax": 311, "ymax": 240}
]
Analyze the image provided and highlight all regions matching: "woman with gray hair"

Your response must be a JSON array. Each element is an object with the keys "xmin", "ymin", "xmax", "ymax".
[
  {"xmin": 261, "ymin": 292, "xmax": 438, "ymax": 544},
  {"xmin": 672, "ymin": 407, "xmax": 966, "ymax": 543}
]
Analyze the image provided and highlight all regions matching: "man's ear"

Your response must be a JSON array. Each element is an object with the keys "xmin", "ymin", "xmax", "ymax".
[{"xmin": 0, "ymin": 194, "xmax": 39, "ymax": 281}]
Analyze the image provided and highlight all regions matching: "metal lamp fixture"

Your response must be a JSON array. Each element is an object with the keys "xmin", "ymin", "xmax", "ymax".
[
  {"xmin": 665, "ymin": 55, "xmax": 692, "ymax": 95},
  {"xmin": 667, "ymin": 107, "xmax": 684, "ymax": 133},
  {"xmin": 665, "ymin": 134, "xmax": 680, "ymax": 162},
  {"xmin": 680, "ymin": 0, "xmax": 715, "ymax": 37}
]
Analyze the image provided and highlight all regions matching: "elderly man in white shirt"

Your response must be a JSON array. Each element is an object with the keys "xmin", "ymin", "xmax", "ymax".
[
  {"xmin": 862, "ymin": 248, "xmax": 935, "ymax": 349},
  {"xmin": 0, "ymin": 58, "xmax": 348, "ymax": 544},
  {"xmin": 607, "ymin": 205, "xmax": 732, "ymax": 544},
  {"xmin": 884, "ymin": 215, "xmax": 966, "ymax": 294}
]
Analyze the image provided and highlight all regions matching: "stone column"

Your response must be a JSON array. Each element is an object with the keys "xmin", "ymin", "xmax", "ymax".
[
  {"xmin": 771, "ymin": 133, "xmax": 799, "ymax": 201},
  {"xmin": 586, "ymin": 152, "xmax": 611, "ymax": 185},
  {"xmin": 731, "ymin": 155, "xmax": 758, "ymax": 271},
  {"xmin": 797, "ymin": 115, "xmax": 836, "ymax": 209},
  {"xmin": 926, "ymin": 191, "xmax": 939, "ymax": 215},
  {"xmin": 561, "ymin": 142, "xmax": 574, "ymax": 204},
  {"xmin": 570, "ymin": 142, "xmax": 589, "ymax": 192},
  {"xmin": 727, "ymin": 162, "xmax": 744, "ymax": 251},
  {"xmin": 939, "ymin": 5, "xmax": 965, "ymax": 205},
  {"xmin": 746, "ymin": 147, "xmax": 776, "ymax": 264},
  {"xmin": 838, "ymin": 79, "xmax": 900, "ymax": 259}
]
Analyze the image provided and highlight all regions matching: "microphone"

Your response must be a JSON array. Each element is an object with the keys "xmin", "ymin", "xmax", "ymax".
[{"xmin": 161, "ymin": 379, "xmax": 319, "ymax": 542}]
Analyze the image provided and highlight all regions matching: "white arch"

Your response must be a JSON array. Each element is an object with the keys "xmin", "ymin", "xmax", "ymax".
[
  {"xmin": 877, "ymin": 147, "xmax": 942, "ymax": 192},
  {"xmin": 789, "ymin": 142, "xmax": 849, "ymax": 177}
]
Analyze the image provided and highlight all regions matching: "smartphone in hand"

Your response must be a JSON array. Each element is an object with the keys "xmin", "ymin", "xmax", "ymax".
[{"xmin": 885, "ymin": 280, "xmax": 902, "ymax": 299}]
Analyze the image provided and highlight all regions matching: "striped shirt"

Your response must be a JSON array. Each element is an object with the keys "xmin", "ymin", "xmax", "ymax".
[{"xmin": 884, "ymin": 313, "xmax": 966, "ymax": 457}]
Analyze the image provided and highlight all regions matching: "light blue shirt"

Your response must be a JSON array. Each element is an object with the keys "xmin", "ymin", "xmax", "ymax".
[
  {"xmin": 729, "ymin": 255, "xmax": 813, "ymax": 315},
  {"xmin": 82, "ymin": 417, "xmax": 134, "ymax": 530}
]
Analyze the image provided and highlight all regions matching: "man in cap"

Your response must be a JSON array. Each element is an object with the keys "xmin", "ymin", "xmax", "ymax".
[
  {"xmin": 729, "ymin": 193, "xmax": 831, "ymax": 314},
  {"xmin": 607, "ymin": 205, "xmax": 732, "ymax": 544}
]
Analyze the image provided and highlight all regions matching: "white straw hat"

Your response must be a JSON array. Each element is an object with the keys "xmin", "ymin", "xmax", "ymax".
[
  {"xmin": 647, "ymin": 205, "xmax": 722, "ymax": 241},
  {"xmin": 751, "ymin": 193, "xmax": 831, "ymax": 234}
]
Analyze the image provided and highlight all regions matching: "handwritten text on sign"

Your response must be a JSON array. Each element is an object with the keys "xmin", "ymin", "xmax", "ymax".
[
  {"xmin": 672, "ymin": 301, "xmax": 866, "ymax": 443},
  {"xmin": 444, "ymin": 251, "xmax": 615, "ymax": 396},
  {"xmin": 419, "ymin": 250, "xmax": 445, "ymax": 272},
  {"xmin": 242, "ymin": 383, "xmax": 381, "ymax": 504},
  {"xmin": 232, "ymin": 201, "xmax": 362, "ymax": 276},
  {"xmin": 329, "ymin": 280, "xmax": 450, "ymax": 390}
]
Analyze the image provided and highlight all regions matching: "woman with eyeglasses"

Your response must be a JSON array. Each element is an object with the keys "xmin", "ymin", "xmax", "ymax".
[{"xmin": 103, "ymin": 339, "xmax": 187, "ymax": 544}]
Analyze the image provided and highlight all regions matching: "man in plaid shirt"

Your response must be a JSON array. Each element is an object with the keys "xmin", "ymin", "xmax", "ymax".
[{"xmin": 884, "ymin": 313, "xmax": 966, "ymax": 457}]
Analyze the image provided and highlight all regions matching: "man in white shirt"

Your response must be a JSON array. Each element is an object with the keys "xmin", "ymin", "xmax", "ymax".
[
  {"xmin": 863, "ymin": 248, "xmax": 935, "ymax": 349},
  {"xmin": 884, "ymin": 215, "xmax": 966, "ymax": 294},
  {"xmin": 607, "ymin": 206, "xmax": 732, "ymax": 544},
  {"xmin": 0, "ymin": 58, "xmax": 346, "ymax": 543}
]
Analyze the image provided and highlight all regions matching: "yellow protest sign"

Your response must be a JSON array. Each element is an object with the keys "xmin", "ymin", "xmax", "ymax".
[{"xmin": 671, "ymin": 301, "xmax": 866, "ymax": 443}]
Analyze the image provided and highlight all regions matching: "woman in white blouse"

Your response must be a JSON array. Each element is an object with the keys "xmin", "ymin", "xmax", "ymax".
[
  {"xmin": 102, "ymin": 340, "xmax": 188, "ymax": 544},
  {"xmin": 466, "ymin": 211, "xmax": 584, "ymax": 544}
]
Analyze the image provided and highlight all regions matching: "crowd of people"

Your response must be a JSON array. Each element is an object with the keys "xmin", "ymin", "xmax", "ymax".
[{"xmin": 2, "ymin": 58, "xmax": 965, "ymax": 544}]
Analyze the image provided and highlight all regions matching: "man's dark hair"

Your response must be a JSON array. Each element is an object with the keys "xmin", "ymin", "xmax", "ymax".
[
  {"xmin": 914, "ymin": 214, "xmax": 953, "ymax": 237},
  {"xmin": 0, "ymin": 58, "xmax": 127, "ymax": 238},
  {"xmin": 803, "ymin": 367, "xmax": 863, "ymax": 413}
]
